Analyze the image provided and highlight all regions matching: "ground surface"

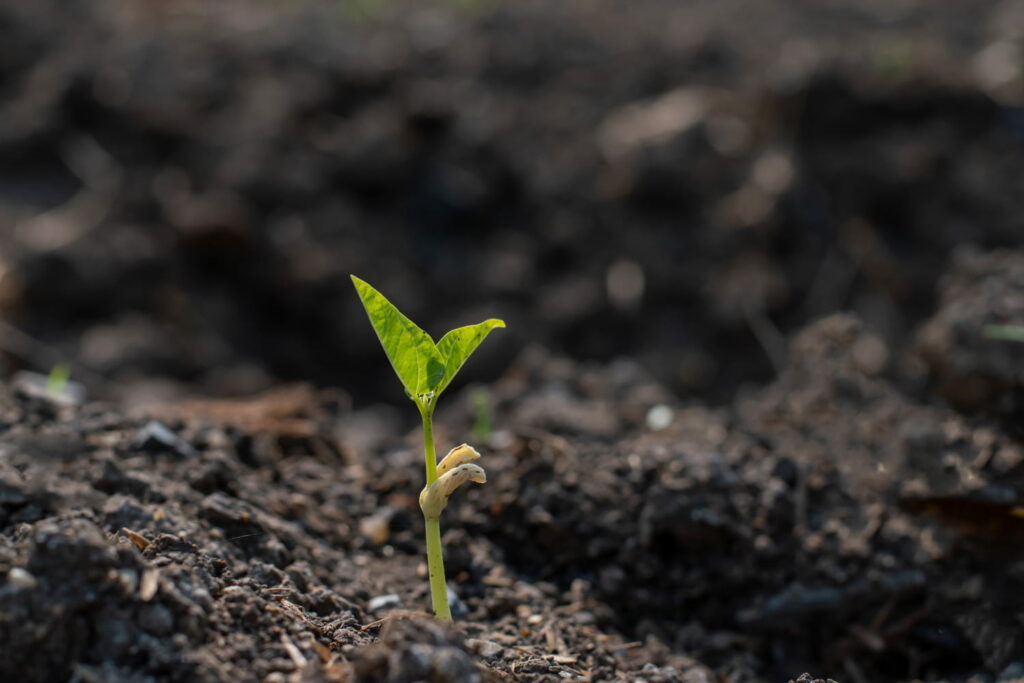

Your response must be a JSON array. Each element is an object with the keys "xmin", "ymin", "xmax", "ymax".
[
  {"xmin": 2, "ymin": 0, "xmax": 1024, "ymax": 681},
  {"xmin": 3, "ymin": 290, "xmax": 1024, "ymax": 681},
  {"xmin": 2, "ymin": 0, "xmax": 1024, "ymax": 406}
]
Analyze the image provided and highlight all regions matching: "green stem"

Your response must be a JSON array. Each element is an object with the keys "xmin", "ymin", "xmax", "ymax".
[
  {"xmin": 420, "ymin": 406, "xmax": 452, "ymax": 620},
  {"xmin": 425, "ymin": 516, "xmax": 451, "ymax": 621},
  {"xmin": 422, "ymin": 405, "xmax": 438, "ymax": 485}
]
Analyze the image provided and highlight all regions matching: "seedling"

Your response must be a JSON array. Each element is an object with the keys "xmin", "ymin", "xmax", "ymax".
[
  {"xmin": 470, "ymin": 387, "xmax": 494, "ymax": 442},
  {"xmin": 985, "ymin": 324, "xmax": 1024, "ymax": 343},
  {"xmin": 46, "ymin": 363, "xmax": 71, "ymax": 397},
  {"xmin": 351, "ymin": 276, "xmax": 504, "ymax": 620}
]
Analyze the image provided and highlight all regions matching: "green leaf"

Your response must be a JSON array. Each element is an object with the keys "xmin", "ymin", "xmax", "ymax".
[
  {"xmin": 351, "ymin": 276, "xmax": 445, "ymax": 405},
  {"xmin": 985, "ymin": 324, "xmax": 1024, "ymax": 343},
  {"xmin": 435, "ymin": 319, "xmax": 505, "ymax": 396}
]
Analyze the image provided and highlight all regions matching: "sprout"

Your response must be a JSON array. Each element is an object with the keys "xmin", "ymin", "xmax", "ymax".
[
  {"xmin": 985, "ymin": 324, "xmax": 1024, "ymax": 343},
  {"xmin": 470, "ymin": 388, "xmax": 493, "ymax": 442},
  {"xmin": 46, "ymin": 363, "xmax": 71, "ymax": 397},
  {"xmin": 351, "ymin": 276, "xmax": 504, "ymax": 621}
]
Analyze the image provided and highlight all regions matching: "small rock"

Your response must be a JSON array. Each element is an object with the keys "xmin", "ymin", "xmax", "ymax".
[
  {"xmin": 646, "ymin": 404, "xmax": 673, "ymax": 431},
  {"xmin": 367, "ymin": 594, "xmax": 401, "ymax": 612},
  {"xmin": 134, "ymin": 421, "xmax": 196, "ymax": 457},
  {"xmin": 360, "ymin": 512, "xmax": 391, "ymax": 545},
  {"xmin": 446, "ymin": 585, "xmax": 468, "ymax": 618},
  {"xmin": 788, "ymin": 675, "xmax": 839, "ymax": 683},
  {"xmin": 7, "ymin": 567, "xmax": 38, "ymax": 590},
  {"xmin": 430, "ymin": 646, "xmax": 479, "ymax": 682},
  {"xmin": 998, "ymin": 661, "xmax": 1024, "ymax": 681},
  {"xmin": 12, "ymin": 370, "xmax": 86, "ymax": 406},
  {"xmin": 466, "ymin": 639, "xmax": 503, "ymax": 659}
]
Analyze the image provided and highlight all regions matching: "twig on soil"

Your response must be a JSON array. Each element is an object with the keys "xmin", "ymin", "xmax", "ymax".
[
  {"xmin": 847, "ymin": 625, "xmax": 885, "ymax": 653},
  {"xmin": 117, "ymin": 527, "xmax": 151, "ymax": 550},
  {"xmin": 800, "ymin": 246, "xmax": 858, "ymax": 318},
  {"xmin": 794, "ymin": 460, "xmax": 808, "ymax": 535},
  {"xmin": 359, "ymin": 610, "xmax": 433, "ymax": 632},
  {"xmin": 842, "ymin": 656, "xmax": 869, "ymax": 683},
  {"xmin": 744, "ymin": 299, "xmax": 787, "ymax": 376},
  {"xmin": 880, "ymin": 604, "xmax": 929, "ymax": 639},
  {"xmin": 280, "ymin": 633, "xmax": 307, "ymax": 669},
  {"xmin": 869, "ymin": 597, "xmax": 896, "ymax": 632},
  {"xmin": 276, "ymin": 599, "xmax": 324, "ymax": 636},
  {"xmin": 14, "ymin": 134, "xmax": 121, "ymax": 252}
]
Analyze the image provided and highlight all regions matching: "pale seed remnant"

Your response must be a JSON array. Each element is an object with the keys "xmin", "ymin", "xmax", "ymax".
[
  {"xmin": 419, "ymin": 463, "xmax": 487, "ymax": 519},
  {"xmin": 436, "ymin": 443, "xmax": 480, "ymax": 477}
]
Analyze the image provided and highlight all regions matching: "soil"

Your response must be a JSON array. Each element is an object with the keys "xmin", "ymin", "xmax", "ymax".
[
  {"xmin": 3, "ymin": 0, "xmax": 1024, "ymax": 407},
  {"xmin": 2, "ymin": 0, "xmax": 1024, "ymax": 681},
  {"xmin": 3, "ymin": 306, "xmax": 1024, "ymax": 682}
]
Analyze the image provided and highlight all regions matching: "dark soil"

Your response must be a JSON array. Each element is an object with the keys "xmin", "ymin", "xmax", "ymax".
[
  {"xmin": 3, "ymin": 304, "xmax": 1024, "ymax": 681},
  {"xmin": 2, "ymin": 0, "xmax": 1024, "ymax": 407},
  {"xmin": 3, "ymin": 0, "xmax": 1024, "ymax": 681}
]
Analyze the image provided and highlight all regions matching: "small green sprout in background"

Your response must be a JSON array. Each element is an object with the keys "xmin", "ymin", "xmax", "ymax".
[
  {"xmin": 351, "ymin": 275, "xmax": 504, "ymax": 620},
  {"xmin": 46, "ymin": 363, "xmax": 71, "ymax": 397},
  {"xmin": 470, "ymin": 387, "xmax": 493, "ymax": 443},
  {"xmin": 985, "ymin": 324, "xmax": 1024, "ymax": 343}
]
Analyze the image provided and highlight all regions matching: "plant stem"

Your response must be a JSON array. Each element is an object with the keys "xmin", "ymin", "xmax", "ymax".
[
  {"xmin": 425, "ymin": 516, "xmax": 451, "ymax": 621},
  {"xmin": 420, "ymin": 406, "xmax": 452, "ymax": 621},
  {"xmin": 422, "ymin": 405, "xmax": 438, "ymax": 486}
]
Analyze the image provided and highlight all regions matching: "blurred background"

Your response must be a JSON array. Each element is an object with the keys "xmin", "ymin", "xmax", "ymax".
[{"xmin": 1, "ymin": 0, "xmax": 1023, "ymax": 410}]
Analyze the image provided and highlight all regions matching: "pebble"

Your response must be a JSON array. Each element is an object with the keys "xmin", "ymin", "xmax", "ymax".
[
  {"xmin": 367, "ymin": 593, "xmax": 401, "ymax": 612},
  {"xmin": 134, "ymin": 421, "xmax": 196, "ymax": 457},
  {"xmin": 645, "ymin": 404, "xmax": 673, "ymax": 431},
  {"xmin": 430, "ymin": 646, "xmax": 478, "ymax": 681},
  {"xmin": 7, "ymin": 567, "xmax": 38, "ymax": 590},
  {"xmin": 11, "ymin": 370, "xmax": 86, "ymax": 405},
  {"xmin": 359, "ymin": 513, "xmax": 391, "ymax": 545},
  {"xmin": 465, "ymin": 639, "xmax": 503, "ymax": 659},
  {"xmin": 447, "ymin": 585, "xmax": 468, "ymax": 617}
]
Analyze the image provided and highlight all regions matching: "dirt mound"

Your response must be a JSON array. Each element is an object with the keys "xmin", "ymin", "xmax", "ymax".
[
  {"xmin": 918, "ymin": 248, "xmax": 1024, "ymax": 412},
  {"xmin": 3, "ymin": 303, "xmax": 1024, "ymax": 681}
]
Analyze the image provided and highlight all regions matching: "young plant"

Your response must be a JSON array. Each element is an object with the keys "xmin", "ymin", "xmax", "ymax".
[
  {"xmin": 351, "ymin": 275, "xmax": 504, "ymax": 620},
  {"xmin": 470, "ymin": 387, "xmax": 494, "ymax": 443},
  {"xmin": 985, "ymin": 324, "xmax": 1024, "ymax": 343},
  {"xmin": 46, "ymin": 362, "xmax": 71, "ymax": 397}
]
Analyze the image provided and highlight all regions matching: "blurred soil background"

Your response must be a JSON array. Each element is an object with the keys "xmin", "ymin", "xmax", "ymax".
[
  {"xmin": 2, "ymin": 0, "xmax": 1024, "ymax": 681},
  {"xmin": 1, "ymin": 0, "xmax": 1022, "ymax": 408}
]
